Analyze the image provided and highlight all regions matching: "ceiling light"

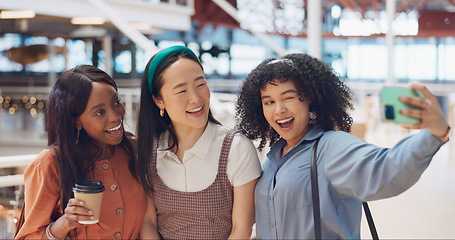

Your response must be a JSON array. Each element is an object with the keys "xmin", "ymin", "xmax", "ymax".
[
  {"xmin": 71, "ymin": 17, "xmax": 105, "ymax": 25},
  {"xmin": 70, "ymin": 26, "xmax": 108, "ymax": 37},
  {"xmin": 129, "ymin": 22, "xmax": 153, "ymax": 30},
  {"xmin": 0, "ymin": 10, "xmax": 36, "ymax": 19}
]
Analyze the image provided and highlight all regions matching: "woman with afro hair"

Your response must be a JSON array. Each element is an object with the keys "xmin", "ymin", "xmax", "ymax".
[{"xmin": 235, "ymin": 53, "xmax": 450, "ymax": 239}]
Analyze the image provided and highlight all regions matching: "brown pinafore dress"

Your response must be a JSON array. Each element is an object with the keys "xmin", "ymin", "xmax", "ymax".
[{"xmin": 151, "ymin": 130, "xmax": 236, "ymax": 239}]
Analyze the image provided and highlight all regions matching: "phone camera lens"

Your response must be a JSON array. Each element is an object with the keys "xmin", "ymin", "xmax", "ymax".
[{"xmin": 385, "ymin": 105, "xmax": 395, "ymax": 120}]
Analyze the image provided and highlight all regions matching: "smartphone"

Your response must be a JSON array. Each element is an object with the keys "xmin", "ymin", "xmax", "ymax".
[{"xmin": 380, "ymin": 86, "xmax": 423, "ymax": 124}]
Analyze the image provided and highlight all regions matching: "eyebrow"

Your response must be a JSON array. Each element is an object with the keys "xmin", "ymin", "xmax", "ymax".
[
  {"xmin": 172, "ymin": 76, "xmax": 205, "ymax": 90},
  {"xmin": 89, "ymin": 92, "xmax": 118, "ymax": 112},
  {"xmin": 261, "ymin": 89, "xmax": 299, "ymax": 100}
]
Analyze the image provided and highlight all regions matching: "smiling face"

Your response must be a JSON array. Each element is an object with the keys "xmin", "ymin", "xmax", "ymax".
[
  {"xmin": 153, "ymin": 57, "xmax": 210, "ymax": 133},
  {"xmin": 76, "ymin": 81, "xmax": 125, "ymax": 148},
  {"xmin": 261, "ymin": 79, "xmax": 311, "ymax": 148}
]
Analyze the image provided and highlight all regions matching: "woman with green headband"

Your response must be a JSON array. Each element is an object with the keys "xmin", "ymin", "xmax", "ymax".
[{"xmin": 137, "ymin": 45, "xmax": 262, "ymax": 239}]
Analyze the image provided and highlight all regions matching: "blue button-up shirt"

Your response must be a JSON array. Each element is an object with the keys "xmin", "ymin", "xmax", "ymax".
[{"xmin": 255, "ymin": 125, "xmax": 445, "ymax": 239}]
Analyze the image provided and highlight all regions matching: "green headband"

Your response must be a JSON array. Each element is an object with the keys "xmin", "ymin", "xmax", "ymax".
[{"xmin": 147, "ymin": 45, "xmax": 197, "ymax": 95}]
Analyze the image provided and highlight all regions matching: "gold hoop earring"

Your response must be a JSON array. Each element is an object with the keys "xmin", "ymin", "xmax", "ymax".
[
  {"xmin": 160, "ymin": 109, "xmax": 164, "ymax": 117},
  {"xmin": 76, "ymin": 128, "xmax": 80, "ymax": 144}
]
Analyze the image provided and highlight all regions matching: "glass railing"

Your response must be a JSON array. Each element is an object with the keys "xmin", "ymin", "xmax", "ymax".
[{"xmin": 0, "ymin": 185, "xmax": 22, "ymax": 238}]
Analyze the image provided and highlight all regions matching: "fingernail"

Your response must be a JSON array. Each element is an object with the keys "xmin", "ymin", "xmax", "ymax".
[
  {"xmin": 88, "ymin": 210, "xmax": 93, "ymax": 214},
  {"xmin": 90, "ymin": 216, "xmax": 95, "ymax": 219},
  {"xmin": 79, "ymin": 201, "xmax": 84, "ymax": 205}
]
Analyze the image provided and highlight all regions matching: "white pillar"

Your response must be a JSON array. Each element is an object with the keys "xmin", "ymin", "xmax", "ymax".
[
  {"xmin": 47, "ymin": 39, "xmax": 57, "ymax": 87},
  {"xmin": 88, "ymin": 0, "xmax": 159, "ymax": 57},
  {"xmin": 102, "ymin": 35, "xmax": 113, "ymax": 76},
  {"xmin": 64, "ymin": 39, "xmax": 70, "ymax": 71},
  {"xmin": 386, "ymin": 0, "xmax": 396, "ymax": 84},
  {"xmin": 307, "ymin": 0, "xmax": 322, "ymax": 59}
]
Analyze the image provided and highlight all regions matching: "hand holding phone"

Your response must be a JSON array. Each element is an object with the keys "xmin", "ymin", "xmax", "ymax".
[
  {"xmin": 380, "ymin": 84, "xmax": 450, "ymax": 142},
  {"xmin": 380, "ymin": 86, "xmax": 424, "ymax": 124}
]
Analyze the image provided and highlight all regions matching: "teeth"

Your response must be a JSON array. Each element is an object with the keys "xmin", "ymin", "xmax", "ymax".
[
  {"xmin": 107, "ymin": 123, "xmax": 121, "ymax": 132},
  {"xmin": 277, "ymin": 118, "xmax": 293, "ymax": 124},
  {"xmin": 187, "ymin": 106, "xmax": 202, "ymax": 113}
]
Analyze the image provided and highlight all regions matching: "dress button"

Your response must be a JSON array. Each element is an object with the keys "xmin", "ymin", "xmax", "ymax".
[
  {"xmin": 102, "ymin": 163, "xmax": 109, "ymax": 170},
  {"xmin": 110, "ymin": 184, "xmax": 117, "ymax": 191},
  {"xmin": 116, "ymin": 208, "xmax": 123, "ymax": 215},
  {"xmin": 114, "ymin": 232, "xmax": 121, "ymax": 238}
]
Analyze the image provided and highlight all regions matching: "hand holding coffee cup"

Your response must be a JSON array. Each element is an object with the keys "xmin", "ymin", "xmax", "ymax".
[{"xmin": 73, "ymin": 180, "xmax": 105, "ymax": 224}]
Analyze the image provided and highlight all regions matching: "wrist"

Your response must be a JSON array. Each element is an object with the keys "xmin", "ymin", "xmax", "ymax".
[
  {"xmin": 46, "ymin": 221, "xmax": 69, "ymax": 240},
  {"xmin": 46, "ymin": 222, "xmax": 60, "ymax": 240},
  {"xmin": 434, "ymin": 125, "xmax": 451, "ymax": 142}
]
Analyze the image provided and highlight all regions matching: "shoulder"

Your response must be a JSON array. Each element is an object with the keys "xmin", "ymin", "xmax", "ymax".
[
  {"xmin": 232, "ymin": 131, "xmax": 256, "ymax": 147},
  {"xmin": 316, "ymin": 130, "xmax": 368, "ymax": 160},
  {"xmin": 213, "ymin": 124, "xmax": 256, "ymax": 149},
  {"xmin": 25, "ymin": 147, "xmax": 59, "ymax": 179},
  {"xmin": 320, "ymin": 130, "xmax": 365, "ymax": 146},
  {"xmin": 318, "ymin": 130, "xmax": 376, "ymax": 171},
  {"xmin": 231, "ymin": 131, "xmax": 260, "ymax": 162},
  {"xmin": 224, "ymin": 130, "xmax": 262, "ymax": 185},
  {"xmin": 30, "ymin": 148, "xmax": 57, "ymax": 168}
]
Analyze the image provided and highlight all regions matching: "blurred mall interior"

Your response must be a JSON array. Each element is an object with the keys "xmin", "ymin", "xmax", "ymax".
[{"xmin": 1, "ymin": 0, "xmax": 454, "ymax": 238}]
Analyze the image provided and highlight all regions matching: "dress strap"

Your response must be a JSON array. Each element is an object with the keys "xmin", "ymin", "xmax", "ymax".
[{"xmin": 217, "ymin": 129, "xmax": 237, "ymax": 175}]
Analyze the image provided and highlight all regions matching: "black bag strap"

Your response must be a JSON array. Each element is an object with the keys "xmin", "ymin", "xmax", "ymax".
[
  {"xmin": 310, "ymin": 138, "xmax": 322, "ymax": 240},
  {"xmin": 311, "ymin": 137, "xmax": 379, "ymax": 240},
  {"xmin": 363, "ymin": 202, "xmax": 379, "ymax": 239}
]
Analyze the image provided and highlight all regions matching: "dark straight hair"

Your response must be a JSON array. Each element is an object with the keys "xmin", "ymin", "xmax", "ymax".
[
  {"xmin": 137, "ymin": 51, "xmax": 220, "ymax": 193},
  {"xmin": 46, "ymin": 65, "xmax": 137, "ymax": 219}
]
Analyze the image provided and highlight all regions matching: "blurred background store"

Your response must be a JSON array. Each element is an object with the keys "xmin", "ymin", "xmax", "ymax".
[{"xmin": 1, "ymin": 0, "xmax": 454, "ymax": 238}]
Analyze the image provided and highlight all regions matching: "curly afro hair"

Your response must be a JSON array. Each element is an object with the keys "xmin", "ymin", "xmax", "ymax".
[{"xmin": 235, "ymin": 53, "xmax": 354, "ymax": 150}]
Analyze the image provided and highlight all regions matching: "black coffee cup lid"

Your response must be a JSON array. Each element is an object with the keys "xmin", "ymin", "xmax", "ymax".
[{"xmin": 73, "ymin": 180, "xmax": 105, "ymax": 193}]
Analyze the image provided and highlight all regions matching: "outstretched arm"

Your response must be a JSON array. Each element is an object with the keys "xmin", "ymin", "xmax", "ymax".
[{"xmin": 322, "ymin": 83, "xmax": 449, "ymax": 201}]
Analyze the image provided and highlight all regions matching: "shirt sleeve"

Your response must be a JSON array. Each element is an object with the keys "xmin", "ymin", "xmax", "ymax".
[
  {"xmin": 320, "ymin": 129, "xmax": 445, "ymax": 201},
  {"xmin": 15, "ymin": 148, "xmax": 61, "ymax": 239},
  {"xmin": 226, "ymin": 133, "xmax": 262, "ymax": 187}
]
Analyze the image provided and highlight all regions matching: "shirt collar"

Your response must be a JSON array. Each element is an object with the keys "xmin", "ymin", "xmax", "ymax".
[
  {"xmin": 267, "ymin": 124, "xmax": 325, "ymax": 158},
  {"xmin": 304, "ymin": 124, "xmax": 325, "ymax": 141},
  {"xmin": 157, "ymin": 121, "xmax": 216, "ymax": 160},
  {"xmin": 189, "ymin": 121, "xmax": 216, "ymax": 158}
]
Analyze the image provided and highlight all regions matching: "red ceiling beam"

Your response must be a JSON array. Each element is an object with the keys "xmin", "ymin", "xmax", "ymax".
[
  {"xmin": 372, "ymin": 0, "xmax": 379, "ymax": 19},
  {"xmin": 290, "ymin": 30, "xmax": 455, "ymax": 38},
  {"xmin": 397, "ymin": 0, "xmax": 413, "ymax": 13},
  {"xmin": 415, "ymin": 0, "xmax": 429, "ymax": 12},
  {"xmin": 362, "ymin": 0, "xmax": 368, "ymax": 17},
  {"xmin": 337, "ymin": 0, "xmax": 364, "ymax": 17},
  {"xmin": 192, "ymin": 0, "xmax": 239, "ymax": 30}
]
